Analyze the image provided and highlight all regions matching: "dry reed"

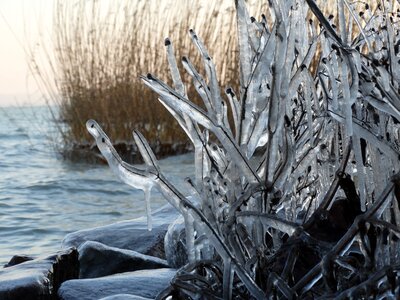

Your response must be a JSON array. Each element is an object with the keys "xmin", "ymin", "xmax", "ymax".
[{"xmin": 29, "ymin": 0, "xmax": 386, "ymax": 160}]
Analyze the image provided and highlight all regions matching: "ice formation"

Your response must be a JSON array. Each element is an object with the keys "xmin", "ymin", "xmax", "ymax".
[{"xmin": 88, "ymin": 0, "xmax": 400, "ymax": 298}]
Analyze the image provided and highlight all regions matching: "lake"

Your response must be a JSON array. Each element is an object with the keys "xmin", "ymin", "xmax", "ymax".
[{"xmin": 0, "ymin": 106, "xmax": 194, "ymax": 265}]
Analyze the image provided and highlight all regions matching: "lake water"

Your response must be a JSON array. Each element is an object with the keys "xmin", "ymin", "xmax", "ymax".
[{"xmin": 0, "ymin": 106, "xmax": 194, "ymax": 265}]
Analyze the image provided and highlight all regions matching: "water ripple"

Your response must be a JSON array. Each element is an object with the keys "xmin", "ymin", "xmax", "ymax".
[{"xmin": 0, "ymin": 106, "xmax": 194, "ymax": 265}]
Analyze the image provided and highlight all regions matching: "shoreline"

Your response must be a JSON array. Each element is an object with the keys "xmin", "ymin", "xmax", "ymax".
[{"xmin": 0, "ymin": 203, "xmax": 184, "ymax": 299}]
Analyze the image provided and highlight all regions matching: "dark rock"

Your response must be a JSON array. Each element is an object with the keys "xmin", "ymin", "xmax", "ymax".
[
  {"xmin": 4, "ymin": 255, "xmax": 34, "ymax": 268},
  {"xmin": 62, "ymin": 204, "xmax": 180, "ymax": 259},
  {"xmin": 78, "ymin": 241, "xmax": 169, "ymax": 278},
  {"xmin": 164, "ymin": 216, "xmax": 188, "ymax": 268},
  {"xmin": 0, "ymin": 248, "xmax": 79, "ymax": 300},
  {"xmin": 58, "ymin": 268, "xmax": 176, "ymax": 300}
]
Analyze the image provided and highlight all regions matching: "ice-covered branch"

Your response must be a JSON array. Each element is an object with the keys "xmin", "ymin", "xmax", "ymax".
[{"xmin": 87, "ymin": 0, "xmax": 400, "ymax": 297}]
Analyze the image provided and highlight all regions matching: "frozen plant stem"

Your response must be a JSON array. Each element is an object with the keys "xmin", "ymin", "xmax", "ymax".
[{"xmin": 87, "ymin": 0, "xmax": 400, "ymax": 298}]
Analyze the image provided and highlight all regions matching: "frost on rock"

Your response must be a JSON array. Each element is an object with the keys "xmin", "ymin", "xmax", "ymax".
[{"xmin": 88, "ymin": 0, "xmax": 400, "ymax": 298}]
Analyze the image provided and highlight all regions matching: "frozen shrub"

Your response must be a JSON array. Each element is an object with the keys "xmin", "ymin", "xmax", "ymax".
[{"xmin": 88, "ymin": 0, "xmax": 400, "ymax": 298}]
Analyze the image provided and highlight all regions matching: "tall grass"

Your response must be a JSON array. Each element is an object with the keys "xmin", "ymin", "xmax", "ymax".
[
  {"xmin": 29, "ymin": 0, "xmax": 379, "ymax": 161},
  {"xmin": 29, "ymin": 0, "xmax": 260, "ymax": 160}
]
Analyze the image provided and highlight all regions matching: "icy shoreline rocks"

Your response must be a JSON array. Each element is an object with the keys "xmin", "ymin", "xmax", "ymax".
[
  {"xmin": 1, "ymin": 204, "xmax": 186, "ymax": 299},
  {"xmin": 62, "ymin": 204, "xmax": 180, "ymax": 258},
  {"xmin": 58, "ymin": 268, "xmax": 176, "ymax": 300},
  {"xmin": 0, "ymin": 248, "xmax": 79, "ymax": 300},
  {"xmin": 78, "ymin": 241, "xmax": 169, "ymax": 278},
  {"xmin": 164, "ymin": 215, "xmax": 187, "ymax": 268}
]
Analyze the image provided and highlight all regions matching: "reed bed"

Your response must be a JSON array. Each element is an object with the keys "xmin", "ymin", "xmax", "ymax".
[
  {"xmin": 29, "ymin": 0, "xmax": 248, "ymax": 159},
  {"xmin": 86, "ymin": 0, "xmax": 400, "ymax": 297},
  {"xmin": 29, "ymin": 0, "xmax": 383, "ymax": 160}
]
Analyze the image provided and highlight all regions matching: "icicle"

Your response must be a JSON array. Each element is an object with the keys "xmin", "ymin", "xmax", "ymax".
[
  {"xmin": 267, "ymin": 3, "xmax": 288, "ymax": 135},
  {"xmin": 287, "ymin": 65, "xmax": 307, "ymax": 102},
  {"xmin": 144, "ymin": 187, "xmax": 152, "ymax": 231},
  {"xmin": 246, "ymin": 110, "xmax": 269, "ymax": 158},
  {"xmin": 181, "ymin": 56, "xmax": 213, "ymax": 112},
  {"xmin": 153, "ymin": 174, "xmax": 266, "ymax": 299},
  {"xmin": 303, "ymin": 34, "xmax": 319, "ymax": 71},
  {"xmin": 252, "ymin": 218, "xmax": 264, "ymax": 249},
  {"xmin": 223, "ymin": 258, "xmax": 234, "ymax": 300},
  {"xmin": 87, "ymin": 120, "xmax": 157, "ymax": 229},
  {"xmin": 207, "ymin": 143, "xmax": 228, "ymax": 171},
  {"xmin": 303, "ymin": 69, "xmax": 315, "ymax": 146},
  {"xmin": 386, "ymin": 17, "xmax": 400, "ymax": 85},
  {"xmin": 281, "ymin": 4, "xmax": 301, "ymax": 97},
  {"xmin": 237, "ymin": 211, "xmax": 297, "ymax": 235},
  {"xmin": 221, "ymin": 100, "xmax": 233, "ymax": 138},
  {"xmin": 194, "ymin": 222, "xmax": 266, "ymax": 299},
  {"xmin": 330, "ymin": 51, "xmax": 341, "ymax": 111},
  {"xmin": 86, "ymin": 120, "xmax": 157, "ymax": 189},
  {"xmin": 189, "ymin": 30, "xmax": 223, "ymax": 123},
  {"xmin": 235, "ymin": 0, "xmax": 266, "ymax": 146},
  {"xmin": 235, "ymin": 0, "xmax": 254, "ymax": 86},
  {"xmin": 266, "ymin": 124, "xmax": 284, "ymax": 183},
  {"xmin": 339, "ymin": 56, "xmax": 353, "ymax": 137},
  {"xmin": 373, "ymin": 66, "xmax": 400, "ymax": 110},
  {"xmin": 200, "ymin": 130, "xmax": 211, "ymax": 182},
  {"xmin": 225, "ymin": 87, "xmax": 240, "ymax": 140},
  {"xmin": 250, "ymin": 22, "xmax": 277, "ymax": 91},
  {"xmin": 157, "ymin": 97, "xmax": 195, "ymax": 144},
  {"xmin": 132, "ymin": 130, "xmax": 160, "ymax": 173},
  {"xmin": 369, "ymin": 96, "xmax": 400, "ymax": 119},
  {"xmin": 141, "ymin": 74, "xmax": 213, "ymax": 128},
  {"xmin": 165, "ymin": 38, "xmax": 186, "ymax": 97},
  {"xmin": 329, "ymin": 111, "xmax": 399, "ymax": 161},
  {"xmin": 184, "ymin": 210, "xmax": 196, "ymax": 262},
  {"xmin": 145, "ymin": 77, "xmax": 261, "ymax": 183},
  {"xmin": 353, "ymin": 137, "xmax": 367, "ymax": 211}
]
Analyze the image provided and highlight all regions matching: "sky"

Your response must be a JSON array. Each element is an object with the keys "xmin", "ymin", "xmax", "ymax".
[
  {"xmin": 0, "ymin": 0, "xmax": 238, "ymax": 107},
  {"xmin": 0, "ymin": 0, "xmax": 53, "ymax": 106}
]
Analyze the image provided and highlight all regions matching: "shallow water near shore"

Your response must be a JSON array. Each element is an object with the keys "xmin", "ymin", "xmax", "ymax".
[{"xmin": 0, "ymin": 106, "xmax": 194, "ymax": 265}]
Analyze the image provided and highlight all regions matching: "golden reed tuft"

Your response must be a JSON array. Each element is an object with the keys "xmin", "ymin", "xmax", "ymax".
[{"xmin": 29, "ymin": 0, "xmax": 386, "ymax": 159}]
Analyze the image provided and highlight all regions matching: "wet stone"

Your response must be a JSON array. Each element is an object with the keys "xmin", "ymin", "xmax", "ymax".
[
  {"xmin": 4, "ymin": 255, "xmax": 35, "ymax": 268},
  {"xmin": 62, "ymin": 204, "xmax": 180, "ymax": 259},
  {"xmin": 0, "ymin": 248, "xmax": 79, "ymax": 300},
  {"xmin": 78, "ymin": 241, "xmax": 169, "ymax": 278},
  {"xmin": 58, "ymin": 268, "xmax": 176, "ymax": 300},
  {"xmin": 99, "ymin": 295, "xmax": 153, "ymax": 300}
]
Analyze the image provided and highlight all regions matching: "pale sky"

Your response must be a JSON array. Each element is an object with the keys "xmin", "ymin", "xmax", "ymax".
[{"xmin": 0, "ymin": 0, "xmax": 53, "ymax": 106}]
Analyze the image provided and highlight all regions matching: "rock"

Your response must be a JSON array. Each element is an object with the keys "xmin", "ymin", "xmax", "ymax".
[
  {"xmin": 58, "ymin": 268, "xmax": 176, "ymax": 300},
  {"xmin": 0, "ymin": 248, "xmax": 79, "ymax": 300},
  {"xmin": 62, "ymin": 204, "xmax": 180, "ymax": 259},
  {"xmin": 164, "ymin": 216, "xmax": 188, "ymax": 268},
  {"xmin": 78, "ymin": 241, "xmax": 169, "ymax": 278},
  {"xmin": 4, "ymin": 255, "xmax": 34, "ymax": 268},
  {"xmin": 99, "ymin": 295, "xmax": 152, "ymax": 300}
]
